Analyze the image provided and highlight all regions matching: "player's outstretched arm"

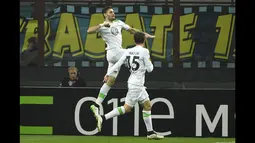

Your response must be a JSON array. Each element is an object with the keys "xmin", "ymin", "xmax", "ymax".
[
  {"xmin": 87, "ymin": 21, "xmax": 110, "ymax": 34},
  {"xmin": 87, "ymin": 25, "xmax": 101, "ymax": 34},
  {"xmin": 119, "ymin": 20, "xmax": 155, "ymax": 38},
  {"xmin": 127, "ymin": 28, "xmax": 155, "ymax": 38},
  {"xmin": 144, "ymin": 49, "xmax": 154, "ymax": 73}
]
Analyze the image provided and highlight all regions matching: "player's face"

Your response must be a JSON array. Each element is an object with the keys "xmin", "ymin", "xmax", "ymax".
[
  {"xmin": 105, "ymin": 9, "xmax": 115, "ymax": 21},
  {"xmin": 69, "ymin": 69, "xmax": 77, "ymax": 80}
]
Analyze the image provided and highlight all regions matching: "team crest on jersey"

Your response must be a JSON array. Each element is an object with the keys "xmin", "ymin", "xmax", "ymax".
[{"xmin": 110, "ymin": 27, "xmax": 119, "ymax": 36}]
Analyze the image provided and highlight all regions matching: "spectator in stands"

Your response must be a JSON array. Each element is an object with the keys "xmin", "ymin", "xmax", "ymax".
[
  {"xmin": 60, "ymin": 66, "xmax": 87, "ymax": 87},
  {"xmin": 20, "ymin": 36, "xmax": 38, "ymax": 66}
]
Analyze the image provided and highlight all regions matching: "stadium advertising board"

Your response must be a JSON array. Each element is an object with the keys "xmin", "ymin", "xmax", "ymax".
[
  {"xmin": 20, "ymin": 5, "xmax": 235, "ymax": 62},
  {"xmin": 20, "ymin": 87, "xmax": 235, "ymax": 137}
]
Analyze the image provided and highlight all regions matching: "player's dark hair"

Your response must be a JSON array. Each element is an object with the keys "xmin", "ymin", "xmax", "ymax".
[
  {"xmin": 102, "ymin": 6, "xmax": 112, "ymax": 15},
  {"xmin": 134, "ymin": 32, "xmax": 145, "ymax": 44}
]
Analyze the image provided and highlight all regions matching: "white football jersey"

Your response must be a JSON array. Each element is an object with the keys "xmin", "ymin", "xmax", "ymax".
[
  {"xmin": 106, "ymin": 45, "xmax": 154, "ymax": 86},
  {"xmin": 98, "ymin": 20, "xmax": 130, "ymax": 50}
]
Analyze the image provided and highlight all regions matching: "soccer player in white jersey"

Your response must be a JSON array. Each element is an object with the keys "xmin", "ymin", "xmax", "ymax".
[
  {"xmin": 92, "ymin": 32, "xmax": 164, "ymax": 140},
  {"xmin": 87, "ymin": 6, "xmax": 155, "ymax": 116}
]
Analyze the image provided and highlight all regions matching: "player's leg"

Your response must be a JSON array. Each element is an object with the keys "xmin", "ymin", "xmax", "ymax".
[
  {"xmin": 95, "ymin": 88, "xmax": 135, "ymax": 132},
  {"xmin": 96, "ymin": 62, "xmax": 117, "ymax": 104},
  {"xmin": 104, "ymin": 103, "xmax": 132, "ymax": 121},
  {"xmin": 95, "ymin": 103, "xmax": 133, "ymax": 132},
  {"xmin": 90, "ymin": 62, "xmax": 120, "ymax": 116},
  {"xmin": 97, "ymin": 49, "xmax": 125, "ymax": 105},
  {"xmin": 142, "ymin": 100, "xmax": 153, "ymax": 132},
  {"xmin": 90, "ymin": 50, "xmax": 124, "ymax": 115},
  {"xmin": 139, "ymin": 90, "xmax": 164, "ymax": 140}
]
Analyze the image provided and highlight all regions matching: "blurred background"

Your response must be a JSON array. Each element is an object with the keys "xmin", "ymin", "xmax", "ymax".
[{"xmin": 20, "ymin": 0, "xmax": 235, "ymax": 89}]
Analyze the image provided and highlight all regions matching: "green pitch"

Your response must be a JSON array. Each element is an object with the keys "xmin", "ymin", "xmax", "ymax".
[{"xmin": 20, "ymin": 135, "xmax": 235, "ymax": 143}]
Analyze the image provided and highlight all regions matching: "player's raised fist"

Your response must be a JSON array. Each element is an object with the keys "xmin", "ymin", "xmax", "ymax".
[{"xmin": 100, "ymin": 21, "xmax": 110, "ymax": 27}]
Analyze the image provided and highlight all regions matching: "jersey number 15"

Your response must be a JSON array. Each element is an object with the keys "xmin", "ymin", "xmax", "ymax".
[{"xmin": 126, "ymin": 56, "xmax": 140, "ymax": 72}]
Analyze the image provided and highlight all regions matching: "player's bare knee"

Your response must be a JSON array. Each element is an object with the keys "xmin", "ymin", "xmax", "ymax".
[
  {"xmin": 143, "ymin": 100, "xmax": 151, "ymax": 111},
  {"xmin": 124, "ymin": 104, "xmax": 132, "ymax": 113},
  {"xmin": 143, "ymin": 105, "xmax": 151, "ymax": 111},
  {"xmin": 106, "ymin": 76, "xmax": 116, "ymax": 87}
]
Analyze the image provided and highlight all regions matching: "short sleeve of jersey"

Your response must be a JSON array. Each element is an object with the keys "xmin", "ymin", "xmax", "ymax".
[
  {"xmin": 143, "ymin": 49, "xmax": 152, "ymax": 64},
  {"xmin": 119, "ymin": 20, "xmax": 130, "ymax": 31},
  {"xmin": 144, "ymin": 49, "xmax": 150, "ymax": 60}
]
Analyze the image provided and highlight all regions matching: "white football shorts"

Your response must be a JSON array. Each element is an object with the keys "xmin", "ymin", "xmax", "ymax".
[
  {"xmin": 125, "ymin": 84, "xmax": 150, "ymax": 107},
  {"xmin": 106, "ymin": 48, "xmax": 126, "ymax": 78}
]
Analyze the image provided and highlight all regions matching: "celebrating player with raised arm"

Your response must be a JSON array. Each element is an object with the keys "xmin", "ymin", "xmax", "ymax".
[
  {"xmin": 92, "ymin": 32, "xmax": 164, "ymax": 140},
  {"xmin": 88, "ymin": 6, "xmax": 155, "ymax": 116}
]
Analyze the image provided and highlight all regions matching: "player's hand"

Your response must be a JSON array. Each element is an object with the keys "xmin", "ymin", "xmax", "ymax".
[
  {"xmin": 145, "ymin": 33, "xmax": 155, "ymax": 38},
  {"xmin": 103, "ymin": 75, "xmax": 109, "ymax": 82},
  {"xmin": 100, "ymin": 21, "xmax": 110, "ymax": 28}
]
